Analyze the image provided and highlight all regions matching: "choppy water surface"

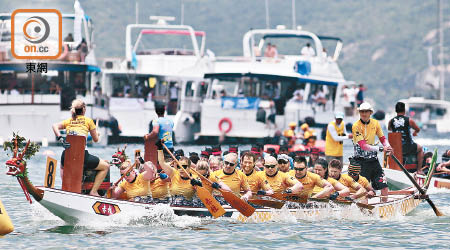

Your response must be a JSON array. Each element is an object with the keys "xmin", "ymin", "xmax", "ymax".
[{"xmin": 1, "ymin": 140, "xmax": 450, "ymax": 249}]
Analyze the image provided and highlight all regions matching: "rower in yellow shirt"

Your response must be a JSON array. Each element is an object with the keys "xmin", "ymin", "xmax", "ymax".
[
  {"xmin": 157, "ymin": 141, "xmax": 201, "ymax": 203},
  {"xmin": 289, "ymin": 156, "xmax": 333, "ymax": 198},
  {"xmin": 213, "ymin": 153, "xmax": 252, "ymax": 201},
  {"xmin": 327, "ymin": 159, "xmax": 367, "ymax": 201},
  {"xmin": 263, "ymin": 155, "xmax": 303, "ymax": 194},
  {"xmin": 195, "ymin": 160, "xmax": 231, "ymax": 194},
  {"xmin": 312, "ymin": 158, "xmax": 350, "ymax": 199},
  {"xmin": 347, "ymin": 158, "xmax": 376, "ymax": 204},
  {"xmin": 239, "ymin": 152, "xmax": 274, "ymax": 196},
  {"xmin": 111, "ymin": 159, "xmax": 157, "ymax": 201}
]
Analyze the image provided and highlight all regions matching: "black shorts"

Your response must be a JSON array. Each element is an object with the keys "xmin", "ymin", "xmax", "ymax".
[
  {"xmin": 61, "ymin": 150, "xmax": 100, "ymax": 170},
  {"xmin": 359, "ymin": 158, "xmax": 388, "ymax": 190},
  {"xmin": 402, "ymin": 142, "xmax": 418, "ymax": 155}
]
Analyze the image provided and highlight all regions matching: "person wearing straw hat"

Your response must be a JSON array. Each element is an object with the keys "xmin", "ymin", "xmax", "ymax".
[
  {"xmin": 325, "ymin": 111, "xmax": 353, "ymax": 164},
  {"xmin": 352, "ymin": 102, "xmax": 392, "ymax": 202}
]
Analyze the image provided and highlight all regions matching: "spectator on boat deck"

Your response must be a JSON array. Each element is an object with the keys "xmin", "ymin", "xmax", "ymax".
[
  {"xmin": 263, "ymin": 155, "xmax": 303, "ymax": 194},
  {"xmin": 289, "ymin": 156, "xmax": 334, "ymax": 198},
  {"xmin": 301, "ymin": 43, "xmax": 315, "ymax": 56},
  {"xmin": 157, "ymin": 145, "xmax": 200, "ymax": 201},
  {"xmin": 213, "ymin": 153, "xmax": 252, "ymax": 201},
  {"xmin": 219, "ymin": 89, "xmax": 226, "ymax": 97},
  {"xmin": 264, "ymin": 43, "xmax": 273, "ymax": 57},
  {"xmin": 436, "ymin": 150, "xmax": 450, "ymax": 175},
  {"xmin": 343, "ymin": 84, "xmax": 357, "ymax": 114},
  {"xmin": 271, "ymin": 44, "xmax": 278, "ymax": 58},
  {"xmin": 325, "ymin": 112, "xmax": 353, "ymax": 164},
  {"xmin": 145, "ymin": 103, "xmax": 174, "ymax": 158},
  {"xmin": 307, "ymin": 147, "xmax": 321, "ymax": 170},
  {"xmin": 52, "ymin": 99, "xmax": 110, "ymax": 197},
  {"xmin": 321, "ymin": 48, "xmax": 328, "ymax": 59},
  {"xmin": 348, "ymin": 158, "xmax": 376, "ymax": 204},
  {"xmin": 239, "ymin": 152, "xmax": 273, "ymax": 195},
  {"xmin": 313, "ymin": 158, "xmax": 350, "ymax": 199},
  {"xmin": 253, "ymin": 43, "xmax": 261, "ymax": 57},
  {"xmin": 111, "ymin": 159, "xmax": 157, "ymax": 201},
  {"xmin": 200, "ymin": 150, "xmax": 210, "ymax": 161},
  {"xmin": 288, "ymin": 89, "xmax": 305, "ymax": 103},
  {"xmin": 311, "ymin": 88, "xmax": 327, "ymax": 109},
  {"xmin": 195, "ymin": 160, "xmax": 231, "ymax": 194},
  {"xmin": 76, "ymin": 38, "xmax": 88, "ymax": 62},
  {"xmin": 209, "ymin": 156, "xmax": 223, "ymax": 172},
  {"xmin": 356, "ymin": 84, "xmax": 366, "ymax": 107},
  {"xmin": 352, "ymin": 102, "xmax": 392, "ymax": 202},
  {"xmin": 388, "ymin": 101, "xmax": 424, "ymax": 174},
  {"xmin": 328, "ymin": 159, "xmax": 367, "ymax": 202}
]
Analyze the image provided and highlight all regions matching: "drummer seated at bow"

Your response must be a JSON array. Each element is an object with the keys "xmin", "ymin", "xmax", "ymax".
[
  {"xmin": 313, "ymin": 158, "xmax": 350, "ymax": 200},
  {"xmin": 327, "ymin": 159, "xmax": 367, "ymax": 201},
  {"xmin": 111, "ymin": 159, "xmax": 157, "ymax": 202},
  {"xmin": 195, "ymin": 160, "xmax": 232, "ymax": 194},
  {"xmin": 347, "ymin": 158, "xmax": 375, "ymax": 204},
  {"xmin": 213, "ymin": 153, "xmax": 253, "ymax": 202},
  {"xmin": 289, "ymin": 156, "xmax": 334, "ymax": 198},
  {"xmin": 239, "ymin": 152, "xmax": 274, "ymax": 196},
  {"xmin": 263, "ymin": 155, "xmax": 303, "ymax": 194},
  {"xmin": 156, "ymin": 141, "xmax": 201, "ymax": 204}
]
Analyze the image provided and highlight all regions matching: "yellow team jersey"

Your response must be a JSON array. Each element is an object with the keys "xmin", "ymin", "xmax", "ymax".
[
  {"xmin": 214, "ymin": 169, "xmax": 250, "ymax": 196},
  {"xmin": 150, "ymin": 178, "xmax": 170, "ymax": 199},
  {"xmin": 352, "ymin": 118, "xmax": 384, "ymax": 159},
  {"xmin": 119, "ymin": 173, "xmax": 151, "ymax": 199},
  {"xmin": 202, "ymin": 174, "xmax": 219, "ymax": 194},
  {"xmin": 336, "ymin": 173, "xmax": 360, "ymax": 190},
  {"xmin": 265, "ymin": 171, "xmax": 299, "ymax": 193},
  {"xmin": 325, "ymin": 121, "xmax": 345, "ymax": 157},
  {"xmin": 290, "ymin": 171, "xmax": 325, "ymax": 197},
  {"xmin": 313, "ymin": 177, "xmax": 339, "ymax": 194},
  {"xmin": 242, "ymin": 170, "xmax": 271, "ymax": 193},
  {"xmin": 169, "ymin": 169, "xmax": 197, "ymax": 199},
  {"xmin": 62, "ymin": 115, "xmax": 96, "ymax": 137},
  {"xmin": 352, "ymin": 175, "xmax": 371, "ymax": 193}
]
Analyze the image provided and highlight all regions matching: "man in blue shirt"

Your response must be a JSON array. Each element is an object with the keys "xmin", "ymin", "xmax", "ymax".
[{"xmin": 145, "ymin": 103, "xmax": 174, "ymax": 155}]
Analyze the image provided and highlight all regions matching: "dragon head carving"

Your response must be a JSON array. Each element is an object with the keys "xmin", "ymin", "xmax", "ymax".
[
  {"xmin": 111, "ymin": 145, "xmax": 127, "ymax": 167},
  {"xmin": 5, "ymin": 139, "xmax": 29, "ymax": 177}
]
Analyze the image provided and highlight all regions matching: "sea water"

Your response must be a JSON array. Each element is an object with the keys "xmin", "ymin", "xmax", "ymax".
[{"xmin": 1, "ymin": 140, "xmax": 450, "ymax": 249}]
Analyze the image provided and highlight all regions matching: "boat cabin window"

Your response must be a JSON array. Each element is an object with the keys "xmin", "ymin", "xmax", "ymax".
[
  {"xmin": 197, "ymin": 81, "xmax": 209, "ymax": 98},
  {"xmin": 185, "ymin": 81, "xmax": 194, "ymax": 97},
  {"xmin": 134, "ymin": 30, "xmax": 197, "ymax": 56}
]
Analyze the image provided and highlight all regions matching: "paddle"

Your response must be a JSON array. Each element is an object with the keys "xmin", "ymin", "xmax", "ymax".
[
  {"xmin": 248, "ymin": 199, "xmax": 285, "ymax": 209},
  {"xmin": 424, "ymin": 149, "xmax": 438, "ymax": 190},
  {"xmin": 106, "ymin": 161, "xmax": 138, "ymax": 198},
  {"xmin": 162, "ymin": 144, "xmax": 226, "ymax": 218},
  {"xmin": 264, "ymin": 193, "xmax": 308, "ymax": 203},
  {"xmin": 390, "ymin": 153, "xmax": 444, "ymax": 216},
  {"xmin": 309, "ymin": 197, "xmax": 375, "ymax": 210},
  {"xmin": 189, "ymin": 167, "xmax": 256, "ymax": 217}
]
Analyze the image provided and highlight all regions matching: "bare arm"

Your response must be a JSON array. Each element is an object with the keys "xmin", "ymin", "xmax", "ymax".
[
  {"xmin": 312, "ymin": 180, "xmax": 334, "ymax": 198},
  {"xmin": 290, "ymin": 181, "xmax": 304, "ymax": 194},
  {"xmin": 409, "ymin": 119, "xmax": 420, "ymax": 136},
  {"xmin": 112, "ymin": 186, "xmax": 125, "ymax": 199},
  {"xmin": 145, "ymin": 124, "xmax": 160, "ymax": 141},
  {"xmin": 333, "ymin": 181, "xmax": 350, "ymax": 197},
  {"xmin": 157, "ymin": 150, "xmax": 174, "ymax": 177},
  {"xmin": 218, "ymin": 181, "xmax": 232, "ymax": 192},
  {"xmin": 89, "ymin": 129, "xmax": 99, "ymax": 142},
  {"xmin": 349, "ymin": 183, "xmax": 367, "ymax": 199},
  {"xmin": 141, "ymin": 161, "xmax": 157, "ymax": 181},
  {"xmin": 52, "ymin": 122, "xmax": 64, "ymax": 137}
]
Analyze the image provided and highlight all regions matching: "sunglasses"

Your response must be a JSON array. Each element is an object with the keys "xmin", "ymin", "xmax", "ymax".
[
  {"xmin": 224, "ymin": 161, "xmax": 235, "ymax": 167},
  {"xmin": 177, "ymin": 164, "xmax": 189, "ymax": 169},
  {"xmin": 278, "ymin": 160, "xmax": 288, "ymax": 164},
  {"xmin": 294, "ymin": 167, "xmax": 306, "ymax": 171},
  {"xmin": 265, "ymin": 164, "xmax": 276, "ymax": 169},
  {"xmin": 348, "ymin": 172, "xmax": 359, "ymax": 176}
]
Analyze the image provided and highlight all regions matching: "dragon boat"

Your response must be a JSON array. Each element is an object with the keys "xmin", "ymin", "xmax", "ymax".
[{"xmin": 4, "ymin": 135, "xmax": 426, "ymax": 224}]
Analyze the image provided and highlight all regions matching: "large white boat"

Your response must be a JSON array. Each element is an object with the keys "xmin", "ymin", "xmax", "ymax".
[
  {"xmin": 196, "ymin": 27, "xmax": 353, "ymax": 142},
  {"xmin": 0, "ymin": 2, "xmax": 103, "ymax": 145},
  {"xmin": 93, "ymin": 16, "xmax": 213, "ymax": 144}
]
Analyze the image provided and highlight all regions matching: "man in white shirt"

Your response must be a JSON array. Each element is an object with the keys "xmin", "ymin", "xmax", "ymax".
[{"xmin": 301, "ymin": 43, "xmax": 315, "ymax": 56}]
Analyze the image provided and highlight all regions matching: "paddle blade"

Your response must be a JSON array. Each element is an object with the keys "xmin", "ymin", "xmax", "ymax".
[
  {"xmin": 221, "ymin": 190, "xmax": 255, "ymax": 217},
  {"xmin": 248, "ymin": 199, "xmax": 285, "ymax": 209},
  {"xmin": 426, "ymin": 198, "xmax": 444, "ymax": 216},
  {"xmin": 269, "ymin": 193, "xmax": 308, "ymax": 203},
  {"xmin": 424, "ymin": 149, "xmax": 438, "ymax": 190},
  {"xmin": 195, "ymin": 186, "xmax": 226, "ymax": 218}
]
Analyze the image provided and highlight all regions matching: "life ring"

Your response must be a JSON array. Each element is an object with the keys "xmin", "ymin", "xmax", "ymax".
[{"xmin": 218, "ymin": 118, "xmax": 232, "ymax": 134}]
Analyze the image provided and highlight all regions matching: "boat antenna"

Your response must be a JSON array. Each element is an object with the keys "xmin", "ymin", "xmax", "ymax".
[
  {"xmin": 438, "ymin": 0, "xmax": 445, "ymax": 100},
  {"xmin": 150, "ymin": 16, "xmax": 175, "ymax": 25}
]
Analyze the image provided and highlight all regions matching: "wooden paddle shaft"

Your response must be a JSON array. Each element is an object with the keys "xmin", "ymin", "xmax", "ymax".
[
  {"xmin": 113, "ymin": 161, "xmax": 137, "ymax": 186},
  {"xmin": 162, "ymin": 143, "xmax": 192, "ymax": 179}
]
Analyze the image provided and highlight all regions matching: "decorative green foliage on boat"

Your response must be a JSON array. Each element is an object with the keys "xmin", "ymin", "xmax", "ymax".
[{"xmin": 3, "ymin": 132, "xmax": 40, "ymax": 160}]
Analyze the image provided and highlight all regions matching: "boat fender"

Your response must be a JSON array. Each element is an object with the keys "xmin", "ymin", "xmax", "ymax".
[
  {"xmin": 0, "ymin": 199, "xmax": 14, "ymax": 236},
  {"xmin": 218, "ymin": 118, "xmax": 232, "ymax": 134}
]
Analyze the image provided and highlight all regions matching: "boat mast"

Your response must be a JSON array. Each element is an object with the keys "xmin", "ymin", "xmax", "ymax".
[
  {"xmin": 291, "ymin": 0, "xmax": 296, "ymax": 29},
  {"xmin": 439, "ymin": 0, "xmax": 445, "ymax": 100},
  {"xmin": 265, "ymin": 0, "xmax": 270, "ymax": 28}
]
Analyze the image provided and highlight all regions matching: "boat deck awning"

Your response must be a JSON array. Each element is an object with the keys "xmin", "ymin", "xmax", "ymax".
[
  {"xmin": 0, "ymin": 62, "xmax": 101, "ymax": 72},
  {"xmin": 204, "ymin": 72, "xmax": 339, "ymax": 86},
  {"xmin": 262, "ymin": 34, "xmax": 342, "ymax": 43}
]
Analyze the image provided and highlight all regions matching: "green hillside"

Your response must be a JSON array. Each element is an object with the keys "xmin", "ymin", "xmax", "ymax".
[{"xmin": 2, "ymin": 0, "xmax": 449, "ymax": 109}]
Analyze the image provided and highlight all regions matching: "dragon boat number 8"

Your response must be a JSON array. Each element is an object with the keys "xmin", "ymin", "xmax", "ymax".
[
  {"xmin": 45, "ymin": 157, "xmax": 57, "ymax": 188},
  {"xmin": 218, "ymin": 118, "xmax": 232, "ymax": 134}
]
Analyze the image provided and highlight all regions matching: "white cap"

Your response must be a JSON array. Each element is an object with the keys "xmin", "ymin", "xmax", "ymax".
[
  {"xmin": 335, "ymin": 112, "xmax": 344, "ymax": 119},
  {"xmin": 358, "ymin": 102, "xmax": 374, "ymax": 112}
]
